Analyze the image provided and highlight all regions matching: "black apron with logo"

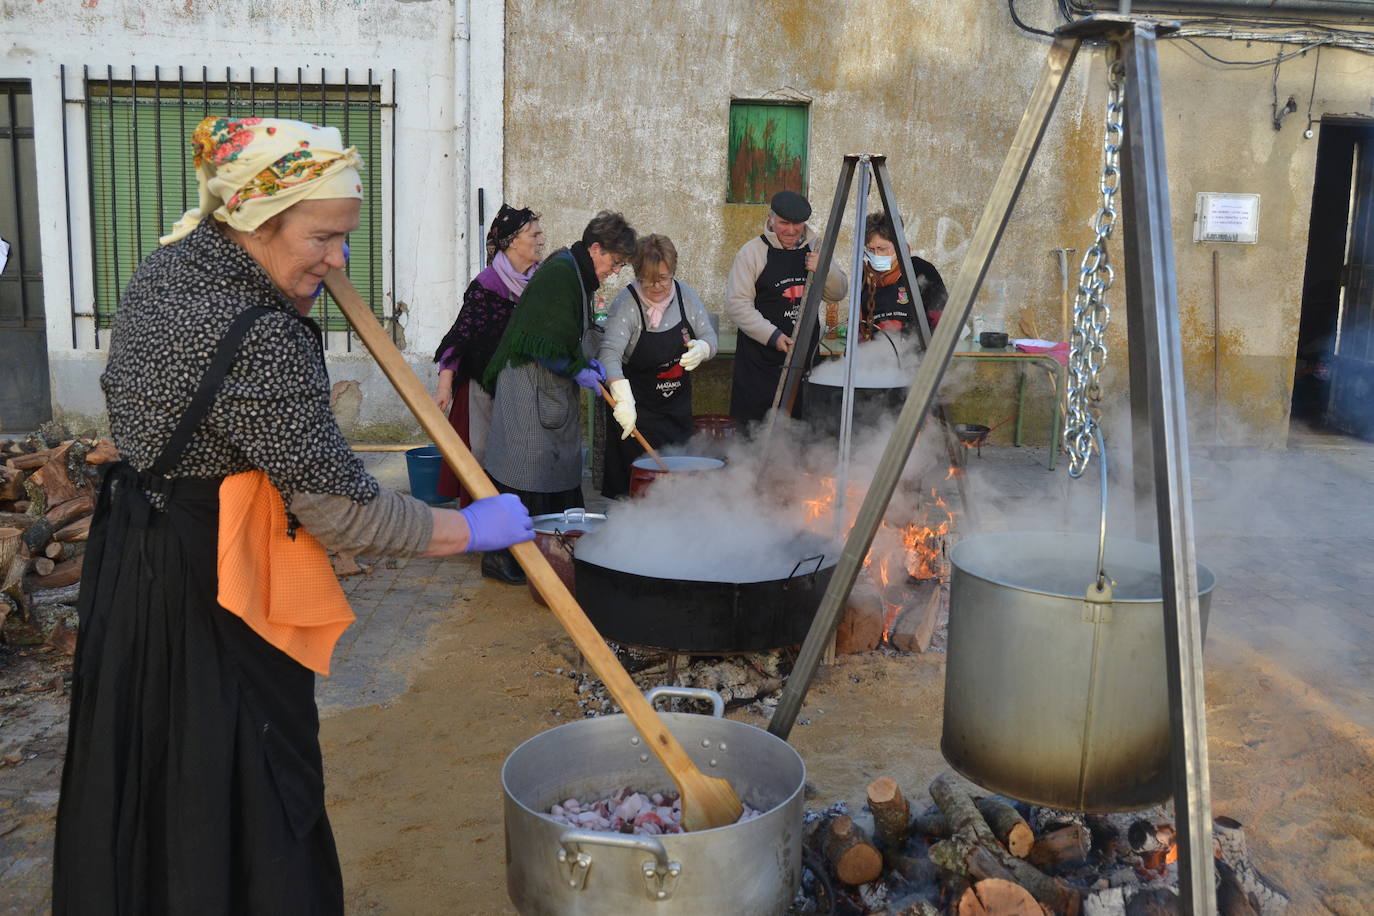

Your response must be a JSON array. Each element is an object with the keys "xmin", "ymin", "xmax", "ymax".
[
  {"xmin": 867, "ymin": 279, "xmax": 918, "ymax": 331},
  {"xmin": 601, "ymin": 283, "xmax": 695, "ymax": 498},
  {"xmin": 54, "ymin": 306, "xmax": 345, "ymax": 915},
  {"xmin": 729, "ymin": 237, "xmax": 817, "ymax": 426}
]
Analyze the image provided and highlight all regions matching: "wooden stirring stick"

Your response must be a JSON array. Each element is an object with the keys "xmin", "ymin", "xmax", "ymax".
[
  {"xmin": 326, "ymin": 270, "xmax": 742, "ymax": 831},
  {"xmin": 596, "ymin": 380, "xmax": 670, "ymax": 471}
]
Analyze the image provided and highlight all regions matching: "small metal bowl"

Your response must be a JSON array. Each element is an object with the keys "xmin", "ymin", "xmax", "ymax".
[{"xmin": 979, "ymin": 331, "xmax": 1010, "ymax": 348}]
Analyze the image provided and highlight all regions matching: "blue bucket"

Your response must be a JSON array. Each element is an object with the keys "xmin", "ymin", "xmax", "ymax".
[{"xmin": 404, "ymin": 445, "xmax": 447, "ymax": 505}]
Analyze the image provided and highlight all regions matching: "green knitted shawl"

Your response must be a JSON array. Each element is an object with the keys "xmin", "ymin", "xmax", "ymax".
[{"xmin": 481, "ymin": 246, "xmax": 594, "ymax": 391}]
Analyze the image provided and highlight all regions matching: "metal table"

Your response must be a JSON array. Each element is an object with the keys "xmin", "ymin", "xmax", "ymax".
[{"xmin": 953, "ymin": 341, "xmax": 1065, "ymax": 469}]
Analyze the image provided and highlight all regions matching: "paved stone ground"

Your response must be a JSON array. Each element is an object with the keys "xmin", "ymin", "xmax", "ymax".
[{"xmin": 3, "ymin": 440, "xmax": 1372, "ymax": 913}]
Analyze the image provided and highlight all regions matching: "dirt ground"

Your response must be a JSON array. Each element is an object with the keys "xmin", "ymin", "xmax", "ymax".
[{"xmin": 320, "ymin": 444, "xmax": 1374, "ymax": 915}]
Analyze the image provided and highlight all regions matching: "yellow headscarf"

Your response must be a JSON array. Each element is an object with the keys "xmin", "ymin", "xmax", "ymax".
[{"xmin": 160, "ymin": 116, "xmax": 363, "ymax": 246}]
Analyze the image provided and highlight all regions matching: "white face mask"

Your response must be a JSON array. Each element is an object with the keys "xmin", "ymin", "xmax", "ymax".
[{"xmin": 865, "ymin": 250, "xmax": 894, "ymax": 272}]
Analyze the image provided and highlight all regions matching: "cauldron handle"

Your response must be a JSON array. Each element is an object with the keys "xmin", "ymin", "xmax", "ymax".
[
  {"xmin": 786, "ymin": 554, "xmax": 826, "ymax": 588},
  {"xmin": 1092, "ymin": 425, "xmax": 1110, "ymax": 593},
  {"xmin": 557, "ymin": 829, "xmax": 681, "ymax": 900},
  {"xmin": 646, "ymin": 686, "xmax": 725, "ymax": 718}
]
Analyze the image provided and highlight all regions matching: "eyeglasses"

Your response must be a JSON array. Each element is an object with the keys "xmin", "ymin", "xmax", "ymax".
[
  {"xmin": 641, "ymin": 273, "xmax": 674, "ymax": 289},
  {"xmin": 610, "ymin": 257, "xmax": 628, "ymax": 271}
]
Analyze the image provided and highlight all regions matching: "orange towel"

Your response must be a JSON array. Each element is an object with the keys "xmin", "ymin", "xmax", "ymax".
[{"xmin": 217, "ymin": 470, "xmax": 355, "ymax": 675}]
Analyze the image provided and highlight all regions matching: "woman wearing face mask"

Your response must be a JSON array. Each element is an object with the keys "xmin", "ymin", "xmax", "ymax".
[
  {"xmin": 597, "ymin": 234, "xmax": 718, "ymax": 499},
  {"xmin": 861, "ymin": 211, "xmax": 948, "ymax": 341},
  {"xmin": 432, "ymin": 204, "xmax": 546, "ymax": 506}
]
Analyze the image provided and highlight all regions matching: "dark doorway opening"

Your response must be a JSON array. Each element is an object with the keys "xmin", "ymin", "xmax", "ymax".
[
  {"xmin": 1293, "ymin": 118, "xmax": 1374, "ymax": 440},
  {"xmin": 0, "ymin": 79, "xmax": 51, "ymax": 433}
]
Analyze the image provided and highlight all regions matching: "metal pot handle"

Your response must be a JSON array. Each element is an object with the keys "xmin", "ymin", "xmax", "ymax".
[
  {"xmin": 645, "ymin": 686, "xmax": 725, "ymax": 718},
  {"xmin": 787, "ymin": 553, "xmax": 826, "ymax": 581},
  {"xmin": 557, "ymin": 828, "xmax": 682, "ymax": 901},
  {"xmin": 1092, "ymin": 425, "xmax": 1110, "ymax": 593},
  {"xmin": 565, "ymin": 507, "xmax": 587, "ymax": 525}
]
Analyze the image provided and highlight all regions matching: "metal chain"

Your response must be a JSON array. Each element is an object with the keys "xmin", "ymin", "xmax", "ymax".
[{"xmin": 1065, "ymin": 43, "xmax": 1126, "ymax": 479}]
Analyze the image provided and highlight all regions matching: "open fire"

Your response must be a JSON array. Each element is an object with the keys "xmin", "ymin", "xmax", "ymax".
[{"xmin": 801, "ymin": 473, "xmax": 957, "ymax": 651}]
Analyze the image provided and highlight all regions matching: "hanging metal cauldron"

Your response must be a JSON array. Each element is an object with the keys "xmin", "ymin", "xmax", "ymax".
[
  {"xmin": 503, "ymin": 687, "xmax": 806, "ymax": 915},
  {"xmin": 941, "ymin": 436, "xmax": 1216, "ymax": 811}
]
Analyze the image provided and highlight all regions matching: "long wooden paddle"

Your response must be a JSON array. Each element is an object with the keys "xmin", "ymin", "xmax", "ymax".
[
  {"xmin": 326, "ymin": 271, "xmax": 743, "ymax": 831},
  {"xmin": 595, "ymin": 381, "xmax": 669, "ymax": 471}
]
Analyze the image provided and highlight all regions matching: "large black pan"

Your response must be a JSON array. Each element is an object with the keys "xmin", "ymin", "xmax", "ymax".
[{"xmin": 572, "ymin": 547, "xmax": 837, "ymax": 653}]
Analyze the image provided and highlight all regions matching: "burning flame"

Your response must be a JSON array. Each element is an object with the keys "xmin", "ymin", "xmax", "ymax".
[{"xmin": 802, "ymin": 475, "xmax": 959, "ymax": 643}]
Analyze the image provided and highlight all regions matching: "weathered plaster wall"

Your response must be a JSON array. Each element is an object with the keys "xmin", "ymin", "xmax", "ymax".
[
  {"xmin": 503, "ymin": 1, "xmax": 1374, "ymax": 447},
  {"xmin": 2, "ymin": 0, "xmax": 504, "ymax": 440}
]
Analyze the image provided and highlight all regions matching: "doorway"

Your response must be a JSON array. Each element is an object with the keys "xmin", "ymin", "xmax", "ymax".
[
  {"xmin": 1293, "ymin": 118, "xmax": 1374, "ymax": 441},
  {"xmin": 0, "ymin": 79, "xmax": 52, "ymax": 432}
]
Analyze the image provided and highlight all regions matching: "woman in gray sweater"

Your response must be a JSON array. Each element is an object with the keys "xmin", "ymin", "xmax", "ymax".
[{"xmin": 597, "ymin": 234, "xmax": 718, "ymax": 498}]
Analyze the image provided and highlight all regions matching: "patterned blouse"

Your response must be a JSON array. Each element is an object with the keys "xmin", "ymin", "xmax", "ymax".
[{"xmin": 101, "ymin": 218, "xmax": 378, "ymax": 509}]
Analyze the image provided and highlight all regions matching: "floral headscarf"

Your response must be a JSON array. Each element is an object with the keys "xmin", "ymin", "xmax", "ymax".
[{"xmin": 160, "ymin": 116, "xmax": 363, "ymax": 245}]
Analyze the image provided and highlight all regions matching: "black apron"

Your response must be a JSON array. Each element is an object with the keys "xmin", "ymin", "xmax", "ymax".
[
  {"xmin": 867, "ymin": 279, "xmax": 918, "ymax": 331},
  {"xmin": 54, "ymin": 306, "xmax": 345, "ymax": 916},
  {"xmin": 729, "ymin": 236, "xmax": 816, "ymax": 426},
  {"xmin": 601, "ymin": 283, "xmax": 695, "ymax": 498}
]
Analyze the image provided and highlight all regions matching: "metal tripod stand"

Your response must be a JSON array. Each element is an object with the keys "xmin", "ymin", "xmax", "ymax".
[
  {"xmin": 767, "ymin": 15, "xmax": 1216, "ymax": 913},
  {"xmin": 763, "ymin": 153, "xmax": 976, "ymax": 530}
]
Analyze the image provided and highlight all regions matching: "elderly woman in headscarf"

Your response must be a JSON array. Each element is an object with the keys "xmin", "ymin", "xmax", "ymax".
[
  {"xmin": 51, "ymin": 116, "xmax": 533, "ymax": 914},
  {"xmin": 478, "ymin": 210, "xmax": 636, "ymax": 584},
  {"xmin": 431, "ymin": 203, "xmax": 545, "ymax": 508}
]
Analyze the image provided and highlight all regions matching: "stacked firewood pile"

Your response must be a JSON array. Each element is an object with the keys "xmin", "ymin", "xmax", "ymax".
[
  {"xmin": 0, "ymin": 424, "xmax": 117, "ymax": 653},
  {"xmin": 794, "ymin": 771, "xmax": 1289, "ymax": 915}
]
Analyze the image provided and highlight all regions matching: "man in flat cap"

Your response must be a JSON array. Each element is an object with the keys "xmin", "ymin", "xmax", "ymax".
[{"xmin": 724, "ymin": 189, "xmax": 847, "ymax": 426}]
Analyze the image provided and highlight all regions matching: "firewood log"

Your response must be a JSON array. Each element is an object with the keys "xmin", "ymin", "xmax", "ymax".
[
  {"xmin": 54, "ymin": 516, "xmax": 92, "ymax": 543},
  {"xmin": 1083, "ymin": 886, "xmax": 1129, "ymax": 916},
  {"xmin": 823, "ymin": 814, "xmax": 883, "ymax": 886},
  {"xmin": 1212, "ymin": 817, "xmax": 1289, "ymax": 915},
  {"xmin": 20, "ymin": 495, "xmax": 94, "ymax": 554},
  {"xmin": 911, "ymin": 808, "xmax": 952, "ymax": 839},
  {"xmin": 928, "ymin": 772, "xmax": 1079, "ymax": 915},
  {"xmin": 1030, "ymin": 807, "xmax": 1087, "ymax": 835},
  {"xmin": 32, "ymin": 557, "xmax": 55, "ymax": 577},
  {"xmin": 890, "ymin": 581, "xmax": 942, "ymax": 653},
  {"xmin": 44, "ymin": 541, "xmax": 85, "ymax": 563},
  {"xmin": 83, "ymin": 439, "xmax": 120, "ymax": 465},
  {"xmin": 0, "ymin": 466, "xmax": 24, "ymax": 502},
  {"xmin": 975, "ymin": 797, "xmax": 1034, "ymax": 858},
  {"xmin": 8, "ymin": 448, "xmax": 56, "ymax": 471},
  {"xmin": 0, "ymin": 528, "xmax": 21, "ymax": 572},
  {"xmin": 1216, "ymin": 859, "xmax": 1261, "ymax": 916},
  {"xmin": 29, "ymin": 442, "xmax": 90, "ymax": 507},
  {"xmin": 956, "ymin": 878, "xmax": 1042, "ymax": 916},
  {"xmin": 0, "ymin": 512, "xmax": 38, "ymax": 531},
  {"xmin": 867, "ymin": 776, "xmax": 912, "ymax": 849},
  {"xmin": 1127, "ymin": 817, "xmax": 1173, "ymax": 853},
  {"xmin": 1027, "ymin": 824, "xmax": 1091, "ymax": 869},
  {"xmin": 1123, "ymin": 888, "xmax": 1179, "ymax": 915},
  {"xmin": 2, "ymin": 554, "xmax": 29, "ymax": 610},
  {"xmin": 31, "ymin": 583, "xmax": 81, "ymax": 608},
  {"xmin": 28, "ymin": 555, "xmax": 83, "ymax": 589}
]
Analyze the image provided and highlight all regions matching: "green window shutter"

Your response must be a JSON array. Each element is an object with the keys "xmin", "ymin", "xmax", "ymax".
[
  {"xmin": 86, "ymin": 77, "xmax": 384, "ymax": 332},
  {"xmin": 727, "ymin": 101, "xmax": 808, "ymax": 205}
]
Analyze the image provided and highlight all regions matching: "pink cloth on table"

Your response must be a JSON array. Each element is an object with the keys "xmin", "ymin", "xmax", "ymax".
[{"xmin": 1014, "ymin": 341, "xmax": 1070, "ymax": 365}]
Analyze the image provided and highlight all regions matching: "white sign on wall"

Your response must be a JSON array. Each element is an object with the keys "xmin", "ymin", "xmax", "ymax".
[{"xmin": 1194, "ymin": 192, "xmax": 1260, "ymax": 244}]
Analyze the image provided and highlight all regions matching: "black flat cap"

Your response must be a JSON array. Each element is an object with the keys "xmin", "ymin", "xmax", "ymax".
[{"xmin": 770, "ymin": 190, "xmax": 811, "ymax": 222}]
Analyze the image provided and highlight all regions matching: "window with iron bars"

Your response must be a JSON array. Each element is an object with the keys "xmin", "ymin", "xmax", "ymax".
[{"xmin": 79, "ymin": 66, "xmax": 391, "ymax": 337}]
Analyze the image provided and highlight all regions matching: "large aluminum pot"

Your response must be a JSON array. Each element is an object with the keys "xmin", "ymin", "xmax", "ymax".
[
  {"xmin": 942, "ymin": 532, "xmax": 1215, "ymax": 812},
  {"xmin": 504, "ymin": 687, "xmax": 805, "ymax": 915}
]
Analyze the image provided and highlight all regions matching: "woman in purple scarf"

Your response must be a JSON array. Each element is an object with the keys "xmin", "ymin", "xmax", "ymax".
[{"xmin": 433, "ymin": 204, "xmax": 544, "ymax": 513}]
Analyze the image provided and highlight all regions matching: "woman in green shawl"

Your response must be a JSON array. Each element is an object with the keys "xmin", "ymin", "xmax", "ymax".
[{"xmin": 479, "ymin": 211, "xmax": 636, "ymax": 583}]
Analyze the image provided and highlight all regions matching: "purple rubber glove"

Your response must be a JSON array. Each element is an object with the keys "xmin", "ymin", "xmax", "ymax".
[
  {"xmin": 459, "ymin": 493, "xmax": 534, "ymax": 553},
  {"xmin": 572, "ymin": 359, "xmax": 607, "ymax": 391}
]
